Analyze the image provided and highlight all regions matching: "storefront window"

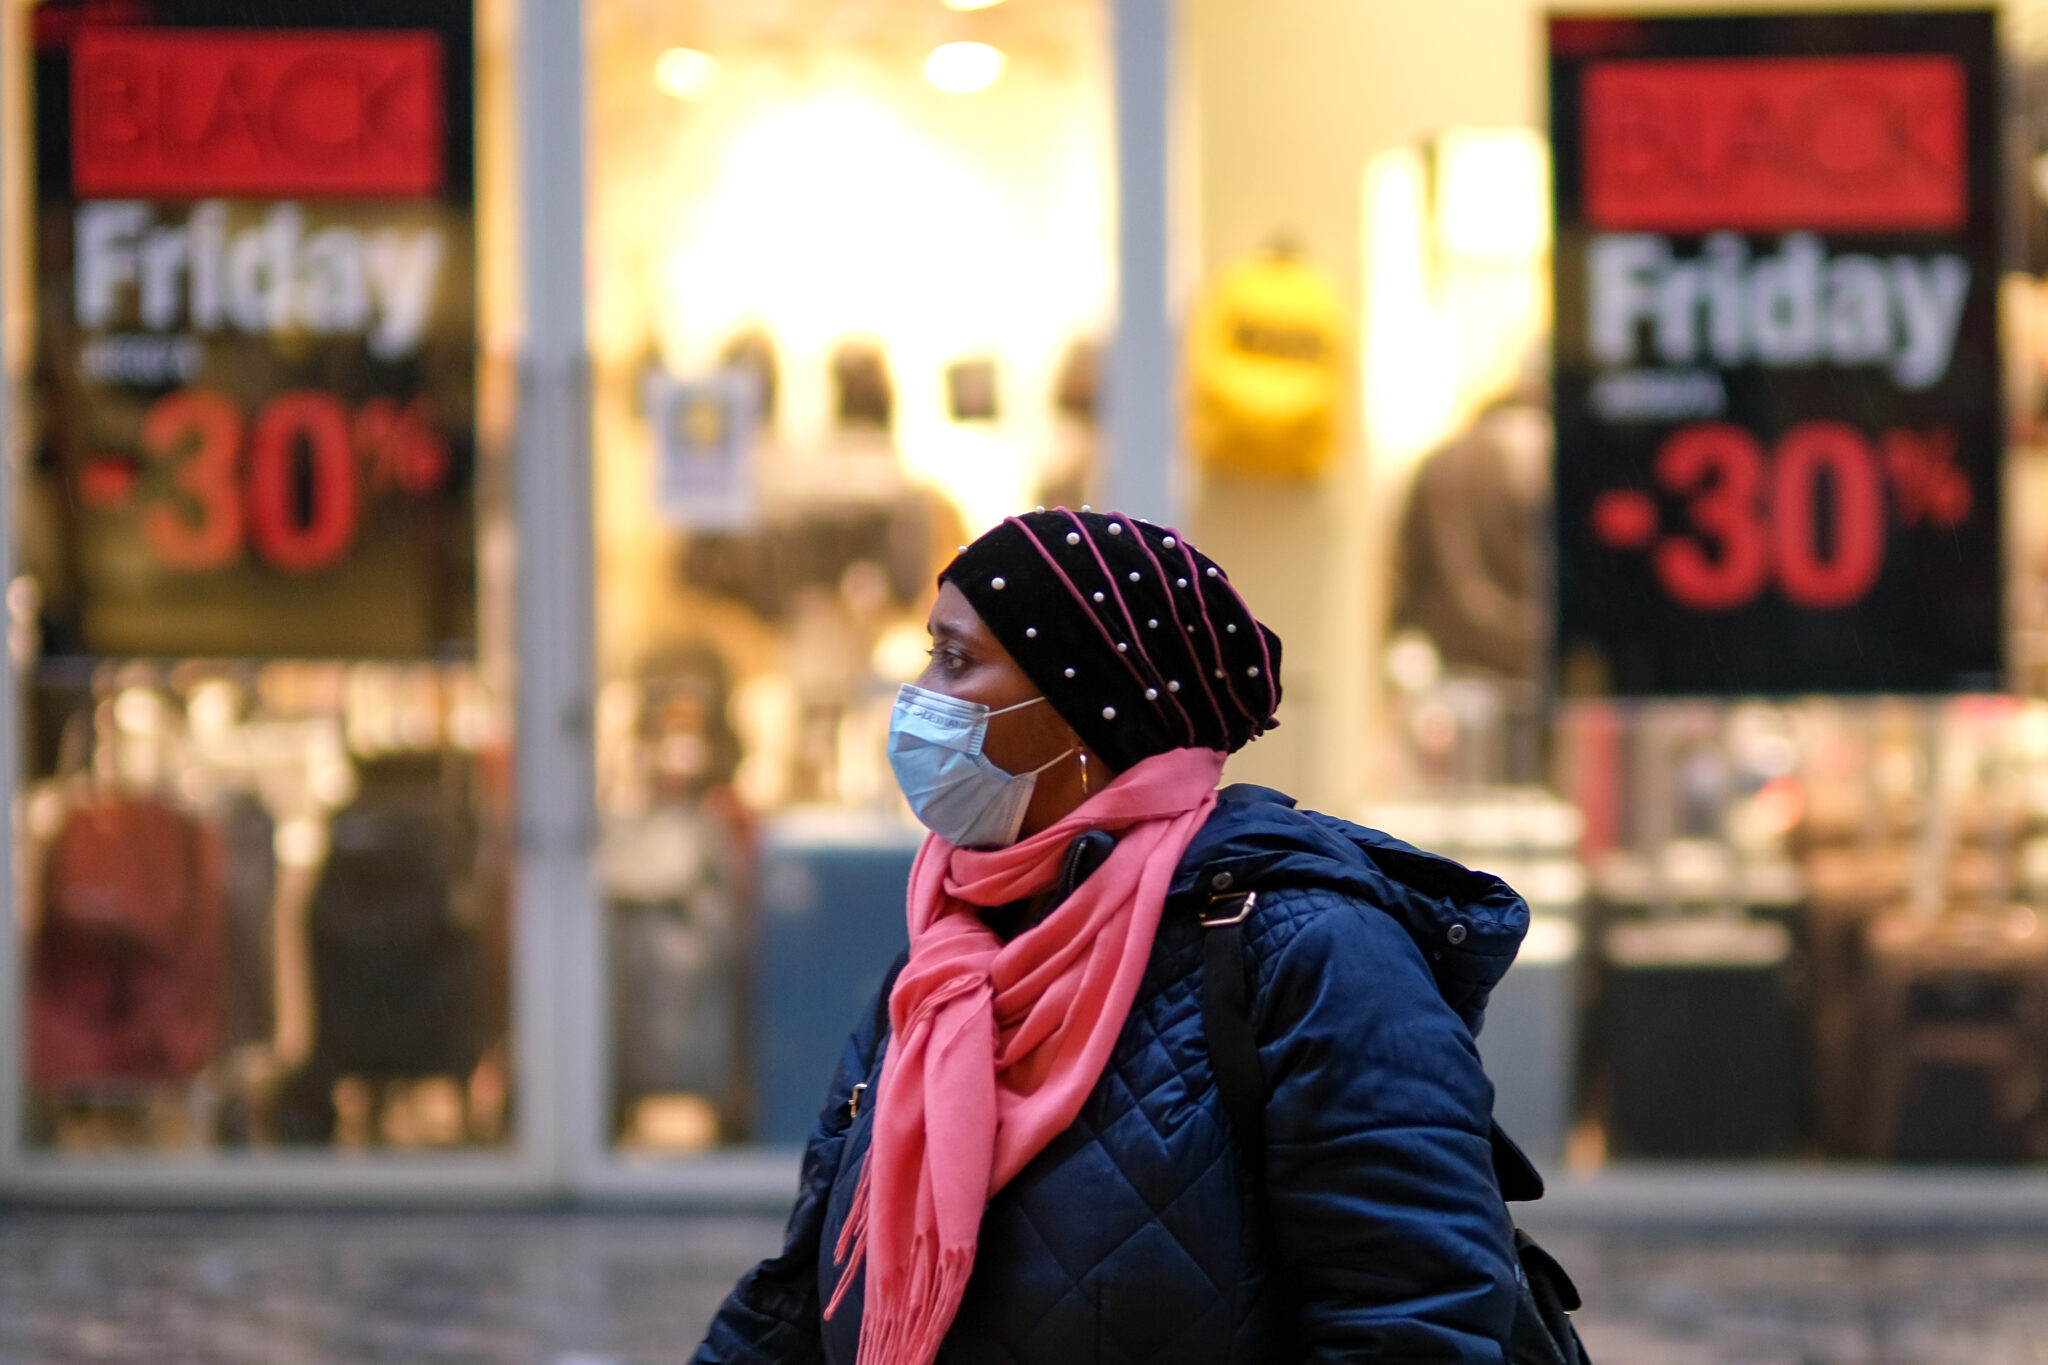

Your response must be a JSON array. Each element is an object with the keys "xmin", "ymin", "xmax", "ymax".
[
  {"xmin": 587, "ymin": 0, "xmax": 1114, "ymax": 1151},
  {"xmin": 7, "ymin": 0, "xmax": 520, "ymax": 1157},
  {"xmin": 21, "ymin": 0, "xmax": 2044, "ymax": 1191},
  {"xmin": 1339, "ymin": 7, "xmax": 2048, "ymax": 1169}
]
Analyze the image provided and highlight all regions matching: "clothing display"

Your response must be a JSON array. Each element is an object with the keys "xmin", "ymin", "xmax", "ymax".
[
  {"xmin": 945, "ymin": 358, "xmax": 999, "ymax": 422},
  {"xmin": 603, "ymin": 804, "xmax": 743, "ymax": 1137},
  {"xmin": 1393, "ymin": 402, "xmax": 1549, "ymax": 683},
  {"xmin": 681, "ymin": 496, "xmax": 944, "ymax": 624},
  {"xmin": 1052, "ymin": 339, "xmax": 1099, "ymax": 424},
  {"xmin": 597, "ymin": 652, "xmax": 754, "ymax": 1144},
  {"xmin": 216, "ymin": 793, "xmax": 280, "ymax": 1052},
  {"xmin": 18, "ymin": 663, "xmax": 511, "ymax": 1153},
  {"xmin": 832, "ymin": 341, "xmax": 895, "ymax": 431},
  {"xmin": 1804, "ymin": 842, "xmax": 1915, "ymax": 1157},
  {"xmin": 30, "ymin": 794, "xmax": 227, "ymax": 1088},
  {"xmin": 721, "ymin": 329, "xmax": 781, "ymax": 423},
  {"xmin": 279, "ymin": 753, "xmax": 487, "ymax": 1142}
]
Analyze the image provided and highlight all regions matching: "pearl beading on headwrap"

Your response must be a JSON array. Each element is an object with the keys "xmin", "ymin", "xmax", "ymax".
[
  {"xmin": 1113, "ymin": 510, "xmax": 1276, "ymax": 735},
  {"xmin": 1023, "ymin": 510, "xmax": 1272, "ymax": 739},
  {"xmin": 1004, "ymin": 511, "xmax": 1187, "ymax": 736},
  {"xmin": 939, "ymin": 507, "xmax": 1282, "ymax": 772},
  {"xmin": 1056, "ymin": 508, "xmax": 1218, "ymax": 744}
]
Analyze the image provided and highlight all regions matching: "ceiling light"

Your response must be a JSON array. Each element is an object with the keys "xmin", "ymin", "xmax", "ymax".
[
  {"xmin": 654, "ymin": 47, "xmax": 719, "ymax": 100},
  {"xmin": 1434, "ymin": 128, "xmax": 1551, "ymax": 261},
  {"xmin": 925, "ymin": 42, "xmax": 1004, "ymax": 94},
  {"xmin": 941, "ymin": 0, "xmax": 1008, "ymax": 9}
]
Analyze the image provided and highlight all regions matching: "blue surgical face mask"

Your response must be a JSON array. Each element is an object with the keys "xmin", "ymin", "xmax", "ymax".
[{"xmin": 887, "ymin": 684, "xmax": 1078, "ymax": 848}]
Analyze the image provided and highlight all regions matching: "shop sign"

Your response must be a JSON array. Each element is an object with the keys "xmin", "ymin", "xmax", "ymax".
[
  {"xmin": 1549, "ymin": 12, "xmax": 2000, "ymax": 695},
  {"xmin": 29, "ymin": 1, "xmax": 476, "ymax": 659}
]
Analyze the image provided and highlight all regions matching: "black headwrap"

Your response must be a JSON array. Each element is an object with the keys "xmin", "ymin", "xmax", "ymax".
[{"xmin": 941, "ymin": 508, "xmax": 1282, "ymax": 773}]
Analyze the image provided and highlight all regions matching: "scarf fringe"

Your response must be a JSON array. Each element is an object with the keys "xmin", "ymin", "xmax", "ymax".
[
  {"xmin": 823, "ymin": 1157, "xmax": 875, "ymax": 1320},
  {"xmin": 851, "ymin": 1236, "xmax": 975, "ymax": 1365}
]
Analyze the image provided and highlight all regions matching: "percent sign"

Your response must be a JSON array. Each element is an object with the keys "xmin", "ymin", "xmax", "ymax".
[
  {"xmin": 354, "ymin": 396, "xmax": 451, "ymax": 497},
  {"xmin": 85, "ymin": 388, "xmax": 454, "ymax": 574},
  {"xmin": 1881, "ymin": 427, "xmax": 1971, "ymax": 529},
  {"xmin": 1589, "ymin": 420, "xmax": 1970, "ymax": 614}
]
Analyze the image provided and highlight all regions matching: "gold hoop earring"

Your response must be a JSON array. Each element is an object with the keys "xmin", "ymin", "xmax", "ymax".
[{"xmin": 1078, "ymin": 750, "xmax": 1091, "ymax": 796}]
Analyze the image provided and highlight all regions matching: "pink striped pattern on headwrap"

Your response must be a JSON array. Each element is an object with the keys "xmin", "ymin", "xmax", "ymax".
[{"xmin": 941, "ymin": 507, "xmax": 1281, "ymax": 774}]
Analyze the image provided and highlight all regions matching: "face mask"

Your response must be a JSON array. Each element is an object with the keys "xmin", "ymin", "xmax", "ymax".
[{"xmin": 887, "ymin": 684, "xmax": 1078, "ymax": 848}]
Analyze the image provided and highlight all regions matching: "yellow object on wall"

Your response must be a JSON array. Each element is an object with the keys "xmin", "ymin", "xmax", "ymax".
[{"xmin": 1186, "ymin": 248, "xmax": 1344, "ymax": 479}]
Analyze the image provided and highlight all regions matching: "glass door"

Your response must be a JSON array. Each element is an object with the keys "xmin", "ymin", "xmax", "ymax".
[
  {"xmin": 579, "ymin": 0, "xmax": 1115, "ymax": 1191},
  {"xmin": 1, "ymin": 0, "xmax": 544, "ymax": 1198}
]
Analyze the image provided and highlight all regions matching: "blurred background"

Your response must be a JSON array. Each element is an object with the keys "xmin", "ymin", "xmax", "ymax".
[{"xmin": 11, "ymin": 0, "xmax": 2048, "ymax": 1359}]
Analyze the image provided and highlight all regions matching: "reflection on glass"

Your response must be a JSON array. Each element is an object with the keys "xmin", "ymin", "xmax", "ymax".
[
  {"xmin": 8, "ymin": 0, "xmax": 518, "ymax": 1159},
  {"xmin": 598, "ymin": 654, "xmax": 749, "ymax": 1151},
  {"xmin": 589, "ymin": 0, "xmax": 1113, "ymax": 1151},
  {"xmin": 21, "ymin": 663, "xmax": 513, "ymax": 1152}
]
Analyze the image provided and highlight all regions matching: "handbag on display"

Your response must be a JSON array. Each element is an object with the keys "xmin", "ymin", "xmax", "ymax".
[{"xmin": 1186, "ymin": 244, "xmax": 1344, "ymax": 480}]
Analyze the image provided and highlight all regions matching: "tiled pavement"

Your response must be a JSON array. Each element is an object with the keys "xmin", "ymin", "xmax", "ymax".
[
  {"xmin": 1541, "ymin": 1228, "xmax": 2048, "ymax": 1365},
  {"xmin": 3, "ymin": 1209, "xmax": 2048, "ymax": 1363}
]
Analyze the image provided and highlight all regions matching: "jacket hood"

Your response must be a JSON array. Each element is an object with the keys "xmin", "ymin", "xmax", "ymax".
[{"xmin": 1170, "ymin": 783, "xmax": 1530, "ymax": 1035}]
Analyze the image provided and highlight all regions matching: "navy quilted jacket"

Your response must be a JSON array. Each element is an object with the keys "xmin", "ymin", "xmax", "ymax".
[{"xmin": 694, "ymin": 785, "xmax": 1526, "ymax": 1364}]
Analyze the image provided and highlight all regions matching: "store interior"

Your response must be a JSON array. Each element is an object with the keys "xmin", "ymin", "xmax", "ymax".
[{"xmin": 14, "ymin": 0, "xmax": 2048, "ymax": 1184}]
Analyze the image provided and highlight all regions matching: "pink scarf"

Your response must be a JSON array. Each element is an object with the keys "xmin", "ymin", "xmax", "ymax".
[{"xmin": 824, "ymin": 746, "xmax": 1228, "ymax": 1365}]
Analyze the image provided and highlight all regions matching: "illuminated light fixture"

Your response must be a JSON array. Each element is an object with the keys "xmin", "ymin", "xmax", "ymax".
[
  {"xmin": 925, "ymin": 41, "xmax": 1005, "ymax": 93},
  {"xmin": 1434, "ymin": 128, "xmax": 1550, "ymax": 261},
  {"xmin": 941, "ymin": 0, "xmax": 1008, "ymax": 9},
  {"xmin": 654, "ymin": 47, "xmax": 719, "ymax": 100},
  {"xmin": 1360, "ymin": 147, "xmax": 1457, "ymax": 466}
]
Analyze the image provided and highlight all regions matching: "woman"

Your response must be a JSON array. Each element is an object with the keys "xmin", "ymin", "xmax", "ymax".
[{"xmin": 695, "ymin": 508, "xmax": 1526, "ymax": 1365}]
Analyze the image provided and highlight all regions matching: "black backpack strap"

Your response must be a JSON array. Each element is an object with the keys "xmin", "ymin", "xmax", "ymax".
[
  {"xmin": 1199, "ymin": 889, "xmax": 1266, "ymax": 1162},
  {"xmin": 1491, "ymin": 1120, "xmax": 1547, "ymax": 1203}
]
